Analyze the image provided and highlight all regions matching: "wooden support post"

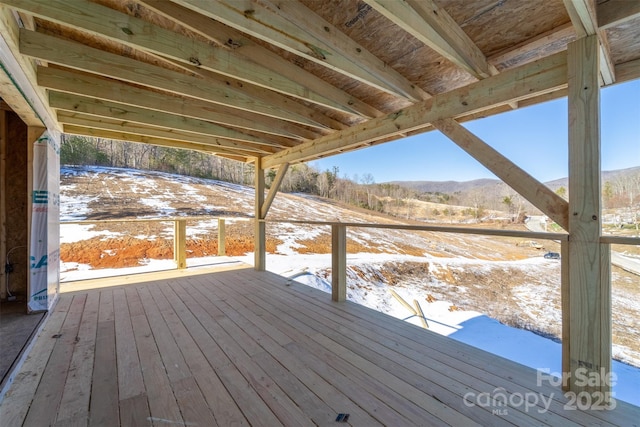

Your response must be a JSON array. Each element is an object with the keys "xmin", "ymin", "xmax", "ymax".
[
  {"xmin": 566, "ymin": 35, "xmax": 611, "ymax": 397},
  {"xmin": 331, "ymin": 224, "xmax": 346, "ymax": 302},
  {"xmin": 217, "ymin": 218, "xmax": 226, "ymax": 256},
  {"xmin": 254, "ymin": 157, "xmax": 266, "ymax": 271},
  {"xmin": 560, "ymin": 239, "xmax": 570, "ymax": 391},
  {"xmin": 0, "ymin": 111, "xmax": 6, "ymax": 300},
  {"xmin": 173, "ymin": 219, "xmax": 186, "ymax": 269}
]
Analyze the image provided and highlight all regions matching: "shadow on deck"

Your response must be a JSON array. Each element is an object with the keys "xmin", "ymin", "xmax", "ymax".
[{"xmin": 1, "ymin": 264, "xmax": 638, "ymax": 426}]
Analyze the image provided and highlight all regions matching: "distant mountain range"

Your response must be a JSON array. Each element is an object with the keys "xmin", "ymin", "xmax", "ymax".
[{"xmin": 388, "ymin": 166, "xmax": 640, "ymax": 195}]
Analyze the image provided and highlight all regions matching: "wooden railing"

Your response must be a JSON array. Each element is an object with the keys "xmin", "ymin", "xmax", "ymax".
[
  {"xmin": 61, "ymin": 217, "xmax": 639, "ymax": 285},
  {"xmin": 61, "ymin": 217, "xmax": 241, "ymax": 270},
  {"xmin": 260, "ymin": 219, "xmax": 573, "ymax": 302}
]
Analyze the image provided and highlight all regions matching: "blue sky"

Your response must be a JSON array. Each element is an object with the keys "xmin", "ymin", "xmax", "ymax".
[{"xmin": 312, "ymin": 79, "xmax": 640, "ymax": 184}]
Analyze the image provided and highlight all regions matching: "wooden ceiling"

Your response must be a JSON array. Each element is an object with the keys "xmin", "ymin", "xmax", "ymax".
[{"xmin": 0, "ymin": 0, "xmax": 639, "ymax": 166}]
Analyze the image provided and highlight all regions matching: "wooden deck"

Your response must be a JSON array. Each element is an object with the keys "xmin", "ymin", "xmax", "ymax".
[{"xmin": 1, "ymin": 265, "xmax": 638, "ymax": 426}]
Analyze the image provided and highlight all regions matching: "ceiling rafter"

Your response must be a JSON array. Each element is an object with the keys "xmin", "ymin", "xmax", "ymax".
[
  {"xmin": 57, "ymin": 111, "xmax": 265, "ymax": 157},
  {"xmin": 19, "ymin": 29, "xmax": 345, "ymax": 131},
  {"xmin": 2, "ymin": 0, "xmax": 369, "ymax": 116},
  {"xmin": 173, "ymin": 0, "xmax": 430, "ymax": 102},
  {"xmin": 63, "ymin": 123, "xmax": 250, "ymax": 160},
  {"xmin": 488, "ymin": 23, "xmax": 576, "ymax": 70},
  {"xmin": 138, "ymin": 0, "xmax": 383, "ymax": 119},
  {"xmin": 0, "ymin": 6, "xmax": 56, "ymax": 128},
  {"xmin": 365, "ymin": 0, "xmax": 495, "ymax": 80},
  {"xmin": 563, "ymin": 0, "xmax": 616, "ymax": 84},
  {"xmin": 37, "ymin": 65, "xmax": 317, "ymax": 142},
  {"xmin": 597, "ymin": 0, "xmax": 640, "ymax": 29},
  {"xmin": 49, "ymin": 91, "xmax": 282, "ymax": 153}
]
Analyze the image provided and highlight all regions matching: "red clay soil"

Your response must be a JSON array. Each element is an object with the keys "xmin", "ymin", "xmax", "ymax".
[{"xmin": 60, "ymin": 235, "xmax": 282, "ymax": 269}]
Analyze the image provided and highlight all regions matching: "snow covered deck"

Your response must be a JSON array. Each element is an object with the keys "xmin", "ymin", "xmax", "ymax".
[{"xmin": 1, "ymin": 266, "xmax": 637, "ymax": 426}]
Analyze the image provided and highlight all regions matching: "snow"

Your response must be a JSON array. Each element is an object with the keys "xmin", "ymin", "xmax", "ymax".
[
  {"xmin": 59, "ymin": 166, "xmax": 640, "ymax": 407},
  {"xmin": 59, "ymin": 192, "xmax": 97, "ymax": 221},
  {"xmin": 139, "ymin": 197, "xmax": 176, "ymax": 216},
  {"xmin": 60, "ymin": 224, "xmax": 115, "ymax": 244}
]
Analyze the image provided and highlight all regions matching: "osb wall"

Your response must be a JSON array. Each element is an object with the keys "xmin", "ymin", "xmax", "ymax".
[{"xmin": 1, "ymin": 110, "xmax": 29, "ymax": 300}]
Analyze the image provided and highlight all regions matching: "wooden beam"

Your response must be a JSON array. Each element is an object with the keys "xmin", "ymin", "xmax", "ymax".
[
  {"xmin": 138, "ymin": 0, "xmax": 382, "ymax": 119},
  {"xmin": 2, "ymin": 0, "xmax": 372, "ymax": 116},
  {"xmin": 567, "ymin": 35, "xmax": 611, "ymax": 396},
  {"xmin": 37, "ymin": 66, "xmax": 317, "ymax": 142},
  {"xmin": 19, "ymin": 29, "xmax": 344, "ymax": 131},
  {"xmin": 331, "ymin": 224, "xmax": 347, "ymax": 302},
  {"xmin": 261, "ymin": 163, "xmax": 289, "ymax": 219},
  {"xmin": 597, "ymin": 0, "xmax": 640, "ymax": 29},
  {"xmin": 488, "ymin": 23, "xmax": 575, "ymax": 70},
  {"xmin": 49, "ymin": 92, "xmax": 282, "ymax": 152},
  {"xmin": 432, "ymin": 118, "xmax": 569, "ymax": 230},
  {"xmin": 62, "ymin": 125, "xmax": 249, "ymax": 160},
  {"xmin": 560, "ymin": 239, "xmax": 570, "ymax": 391},
  {"xmin": 263, "ymin": 51, "xmax": 569, "ymax": 168},
  {"xmin": 563, "ymin": 0, "xmax": 616, "ymax": 84},
  {"xmin": 59, "ymin": 114, "xmax": 261, "ymax": 157},
  {"xmin": 365, "ymin": 0, "xmax": 493, "ymax": 79},
  {"xmin": 614, "ymin": 58, "xmax": 640, "ymax": 84},
  {"xmin": 174, "ymin": 0, "xmax": 428, "ymax": 101},
  {"xmin": 0, "ymin": 7, "xmax": 56, "ymax": 129},
  {"xmin": 254, "ymin": 157, "xmax": 266, "ymax": 271}
]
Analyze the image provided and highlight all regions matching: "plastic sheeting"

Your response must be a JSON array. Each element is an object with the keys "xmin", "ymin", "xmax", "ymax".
[{"xmin": 28, "ymin": 132, "xmax": 60, "ymax": 312}]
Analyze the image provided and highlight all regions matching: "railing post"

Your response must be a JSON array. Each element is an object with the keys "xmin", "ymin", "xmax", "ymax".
[
  {"xmin": 218, "ymin": 218, "xmax": 226, "ymax": 256},
  {"xmin": 331, "ymin": 224, "xmax": 346, "ymax": 302},
  {"xmin": 174, "ymin": 219, "xmax": 187, "ymax": 269},
  {"xmin": 561, "ymin": 239, "xmax": 570, "ymax": 391}
]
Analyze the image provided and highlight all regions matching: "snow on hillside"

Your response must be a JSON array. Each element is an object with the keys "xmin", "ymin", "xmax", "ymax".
[{"xmin": 60, "ymin": 166, "xmax": 640, "ymax": 406}]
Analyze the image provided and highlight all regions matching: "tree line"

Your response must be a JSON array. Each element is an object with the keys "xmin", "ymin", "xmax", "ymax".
[{"xmin": 61, "ymin": 135, "xmax": 640, "ymax": 226}]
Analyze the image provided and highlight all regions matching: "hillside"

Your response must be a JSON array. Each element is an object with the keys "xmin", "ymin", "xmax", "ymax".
[
  {"xmin": 387, "ymin": 178, "xmax": 500, "ymax": 194},
  {"xmin": 387, "ymin": 166, "xmax": 640, "ymax": 217},
  {"xmin": 60, "ymin": 166, "xmax": 640, "ymax": 374}
]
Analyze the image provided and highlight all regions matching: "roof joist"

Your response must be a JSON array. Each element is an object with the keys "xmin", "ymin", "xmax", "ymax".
[
  {"xmin": 63, "ymin": 123, "xmax": 251, "ymax": 161},
  {"xmin": 0, "ymin": 6, "xmax": 56, "ymax": 128},
  {"xmin": 50, "ymin": 92, "xmax": 280, "ymax": 154},
  {"xmin": 173, "ymin": 0, "xmax": 429, "ymax": 102},
  {"xmin": 57, "ymin": 111, "xmax": 266, "ymax": 157},
  {"xmin": 597, "ymin": 0, "xmax": 640, "ymax": 29},
  {"xmin": 3, "ymin": 0, "xmax": 372, "ymax": 117},
  {"xmin": 19, "ymin": 29, "xmax": 344, "ymax": 131},
  {"xmin": 138, "ymin": 0, "xmax": 383, "ymax": 119},
  {"xmin": 37, "ymin": 66, "xmax": 317, "ymax": 142},
  {"xmin": 365, "ymin": 0, "xmax": 494, "ymax": 80}
]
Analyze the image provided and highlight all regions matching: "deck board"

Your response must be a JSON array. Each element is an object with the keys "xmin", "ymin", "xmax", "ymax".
[
  {"xmin": 240, "ymin": 273, "xmax": 568, "ymax": 426},
  {"xmin": 1, "ymin": 266, "xmax": 638, "ymax": 427},
  {"xmin": 55, "ymin": 291, "xmax": 99, "ymax": 425},
  {"xmin": 0, "ymin": 296, "xmax": 72, "ymax": 426},
  {"xmin": 22, "ymin": 294, "xmax": 87, "ymax": 427}
]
